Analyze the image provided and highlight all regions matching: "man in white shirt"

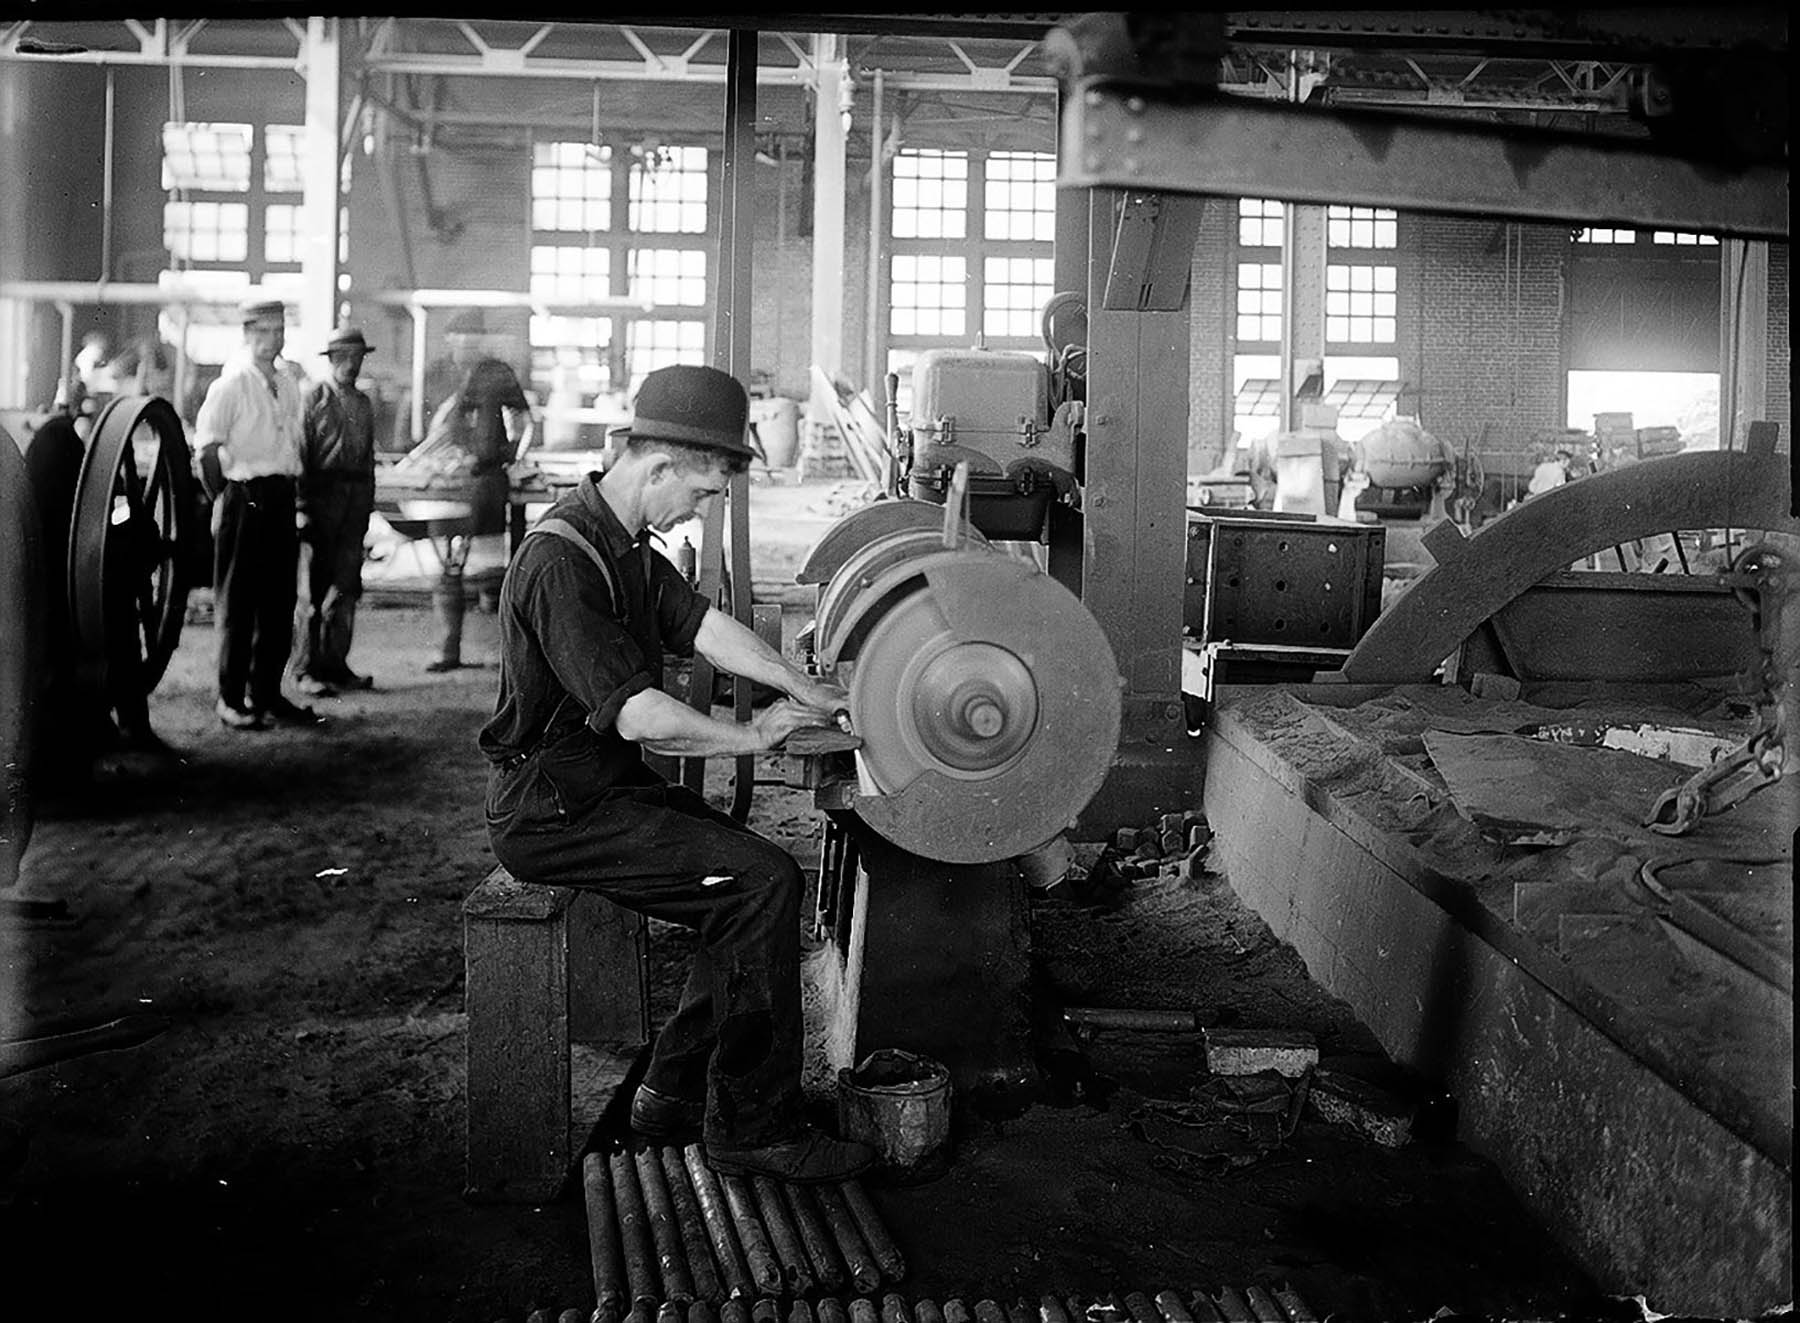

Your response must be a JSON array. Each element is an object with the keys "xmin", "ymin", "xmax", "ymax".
[{"xmin": 193, "ymin": 299, "xmax": 323, "ymax": 730}]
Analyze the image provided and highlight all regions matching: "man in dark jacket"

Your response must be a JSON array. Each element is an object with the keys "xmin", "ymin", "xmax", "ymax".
[
  {"xmin": 480, "ymin": 364, "xmax": 875, "ymax": 1184},
  {"xmin": 294, "ymin": 327, "xmax": 378, "ymax": 695}
]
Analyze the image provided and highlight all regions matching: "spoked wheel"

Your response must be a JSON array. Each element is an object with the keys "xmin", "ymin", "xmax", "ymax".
[{"xmin": 69, "ymin": 396, "xmax": 196, "ymax": 698}]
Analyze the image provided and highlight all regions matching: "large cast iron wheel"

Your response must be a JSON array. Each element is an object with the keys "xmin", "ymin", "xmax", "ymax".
[{"xmin": 69, "ymin": 396, "xmax": 196, "ymax": 698}]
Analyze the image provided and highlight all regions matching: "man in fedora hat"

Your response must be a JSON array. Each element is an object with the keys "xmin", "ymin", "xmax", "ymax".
[
  {"xmin": 193, "ymin": 298, "xmax": 323, "ymax": 730},
  {"xmin": 481, "ymin": 363, "xmax": 876, "ymax": 1184},
  {"xmin": 292, "ymin": 326, "xmax": 379, "ymax": 695}
]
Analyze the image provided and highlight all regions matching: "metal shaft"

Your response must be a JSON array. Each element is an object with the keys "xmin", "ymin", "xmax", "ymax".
[
  {"xmin": 916, "ymin": 1302, "xmax": 946, "ymax": 1323},
  {"xmin": 659, "ymin": 1303, "xmax": 685, "ymax": 1323},
  {"xmin": 790, "ymin": 1302, "xmax": 815, "ymax": 1323},
  {"xmin": 607, "ymin": 1148, "xmax": 660, "ymax": 1306},
  {"xmin": 1241, "ymin": 1288, "xmax": 1285, "ymax": 1323},
  {"xmin": 1038, "ymin": 1298, "xmax": 1071, "ymax": 1323},
  {"xmin": 659, "ymin": 1146, "xmax": 723, "ymax": 1304},
  {"xmin": 750, "ymin": 1174, "xmax": 816, "ymax": 1294},
  {"xmin": 882, "ymin": 1295, "xmax": 911, "ymax": 1323},
  {"xmin": 974, "ymin": 1302, "xmax": 1007, "ymax": 1323},
  {"xmin": 1209, "ymin": 1289, "xmax": 1252, "ymax": 1323},
  {"xmin": 1184, "ymin": 1294, "xmax": 1225, "ymax": 1323},
  {"xmin": 689, "ymin": 1304, "xmax": 718, "ymax": 1323},
  {"xmin": 839, "ymin": 1180, "xmax": 907, "ymax": 1280},
  {"xmin": 810, "ymin": 1181, "xmax": 883, "ymax": 1293},
  {"xmin": 1271, "ymin": 1286, "xmax": 1317, "ymax": 1323},
  {"xmin": 1152, "ymin": 1293, "xmax": 1193, "ymax": 1323},
  {"xmin": 781, "ymin": 1180, "xmax": 847, "ymax": 1292},
  {"xmin": 721, "ymin": 1301, "xmax": 750, "ymax": 1323},
  {"xmin": 581, "ymin": 1152, "xmax": 628, "ymax": 1316},
  {"xmin": 634, "ymin": 1146, "xmax": 695, "ymax": 1303},
  {"xmin": 1004, "ymin": 1303, "xmax": 1032, "ymax": 1323},
  {"xmin": 1122, "ymin": 1295, "xmax": 1159, "ymax": 1323},
  {"xmin": 719, "ymin": 1173, "xmax": 785, "ymax": 1297},
  {"xmin": 850, "ymin": 1300, "xmax": 880, "ymax": 1323},
  {"xmin": 944, "ymin": 1301, "xmax": 972, "ymax": 1323},
  {"xmin": 752, "ymin": 1300, "xmax": 782, "ymax": 1323},
  {"xmin": 818, "ymin": 1299, "xmax": 850, "ymax": 1323},
  {"xmin": 681, "ymin": 1144, "xmax": 753, "ymax": 1300}
]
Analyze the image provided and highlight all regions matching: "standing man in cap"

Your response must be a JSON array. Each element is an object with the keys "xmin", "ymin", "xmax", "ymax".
[
  {"xmin": 192, "ymin": 299, "xmax": 323, "ymax": 730},
  {"xmin": 292, "ymin": 327, "xmax": 379, "ymax": 695},
  {"xmin": 481, "ymin": 364, "xmax": 876, "ymax": 1183}
]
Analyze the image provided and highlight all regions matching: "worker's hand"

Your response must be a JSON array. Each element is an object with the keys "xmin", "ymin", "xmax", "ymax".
[
  {"xmin": 296, "ymin": 506, "xmax": 312, "ymax": 536},
  {"xmin": 751, "ymin": 698, "xmax": 839, "ymax": 751},
  {"xmin": 785, "ymin": 674, "xmax": 849, "ymax": 717}
]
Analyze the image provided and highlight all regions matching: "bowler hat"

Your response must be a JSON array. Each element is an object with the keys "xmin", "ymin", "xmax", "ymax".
[
  {"xmin": 323, "ymin": 327, "xmax": 375, "ymax": 356},
  {"xmin": 240, "ymin": 298, "xmax": 286, "ymax": 324},
  {"xmin": 627, "ymin": 365, "xmax": 752, "ymax": 458}
]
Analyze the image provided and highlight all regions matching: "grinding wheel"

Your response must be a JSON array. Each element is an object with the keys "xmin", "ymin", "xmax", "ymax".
[{"xmin": 835, "ymin": 552, "xmax": 1120, "ymax": 863}]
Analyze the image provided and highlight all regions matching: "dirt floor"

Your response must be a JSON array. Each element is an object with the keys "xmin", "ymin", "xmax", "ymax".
[{"xmin": 0, "ymin": 598, "xmax": 1684, "ymax": 1323}]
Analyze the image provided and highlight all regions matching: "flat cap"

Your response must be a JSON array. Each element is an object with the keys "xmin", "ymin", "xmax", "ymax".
[{"xmin": 239, "ymin": 298, "xmax": 286, "ymax": 324}]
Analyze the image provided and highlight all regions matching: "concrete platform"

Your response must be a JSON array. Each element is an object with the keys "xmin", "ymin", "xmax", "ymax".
[{"xmin": 1201, "ymin": 682, "xmax": 1793, "ymax": 1316}]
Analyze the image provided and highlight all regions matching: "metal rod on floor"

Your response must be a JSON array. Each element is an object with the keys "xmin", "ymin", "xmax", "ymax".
[
  {"xmin": 659, "ymin": 1303, "xmax": 685, "ymax": 1323},
  {"xmin": 882, "ymin": 1294, "xmax": 911, "ymax": 1323},
  {"xmin": 1184, "ymin": 1293, "xmax": 1225, "ymax": 1323},
  {"xmin": 1122, "ymin": 1295, "xmax": 1159, "ymax": 1323},
  {"xmin": 1270, "ymin": 1286, "xmax": 1317, "ymax": 1323},
  {"xmin": 751, "ymin": 1175, "xmax": 816, "ymax": 1294},
  {"xmin": 1209, "ymin": 1288, "xmax": 1253, "ymax": 1323},
  {"xmin": 1152, "ymin": 1292, "xmax": 1193, "ymax": 1323},
  {"xmin": 781, "ymin": 1181, "xmax": 848, "ymax": 1292},
  {"xmin": 690, "ymin": 1304, "xmax": 718, "ymax": 1323},
  {"xmin": 634, "ymin": 1146, "xmax": 695, "ymax": 1303},
  {"xmin": 839, "ymin": 1180, "xmax": 907, "ymax": 1281},
  {"xmin": 818, "ymin": 1299, "xmax": 850, "ymax": 1323},
  {"xmin": 1037, "ymin": 1298, "xmax": 1070, "ymax": 1323},
  {"xmin": 608, "ymin": 1148, "xmax": 660, "ymax": 1306},
  {"xmin": 1241, "ymin": 1288, "xmax": 1285, "ymax": 1323},
  {"xmin": 720, "ymin": 1174, "xmax": 785, "ymax": 1297},
  {"xmin": 659, "ymin": 1146, "xmax": 723, "ymax": 1304},
  {"xmin": 789, "ymin": 1301, "xmax": 816, "ymax": 1323},
  {"xmin": 943, "ymin": 1302, "xmax": 972, "ymax": 1323},
  {"xmin": 850, "ymin": 1300, "xmax": 880, "ymax": 1323},
  {"xmin": 681, "ymin": 1145, "xmax": 753, "ymax": 1300},
  {"xmin": 916, "ymin": 1302, "xmax": 946, "ymax": 1323},
  {"xmin": 974, "ymin": 1302, "xmax": 1007, "ymax": 1323},
  {"xmin": 721, "ymin": 1301, "xmax": 750, "ymax": 1323},
  {"xmin": 752, "ymin": 1301, "xmax": 781, "ymax": 1323},
  {"xmin": 1004, "ymin": 1302, "xmax": 1031, "ymax": 1323},
  {"xmin": 811, "ymin": 1181, "xmax": 883, "ymax": 1293},
  {"xmin": 581, "ymin": 1152, "xmax": 628, "ymax": 1318}
]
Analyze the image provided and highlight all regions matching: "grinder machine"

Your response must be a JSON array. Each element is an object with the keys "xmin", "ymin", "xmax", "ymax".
[{"xmin": 787, "ymin": 471, "xmax": 1121, "ymax": 1111}]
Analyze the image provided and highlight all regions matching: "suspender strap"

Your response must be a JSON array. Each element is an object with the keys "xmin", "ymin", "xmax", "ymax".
[{"xmin": 528, "ymin": 517, "xmax": 621, "ymax": 614}]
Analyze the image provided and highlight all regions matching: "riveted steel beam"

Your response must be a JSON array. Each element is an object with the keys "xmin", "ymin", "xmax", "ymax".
[{"xmin": 1058, "ymin": 80, "xmax": 1788, "ymax": 238}]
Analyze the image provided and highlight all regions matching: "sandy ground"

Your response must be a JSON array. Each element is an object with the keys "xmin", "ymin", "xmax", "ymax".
[{"xmin": 0, "ymin": 591, "xmax": 1631, "ymax": 1323}]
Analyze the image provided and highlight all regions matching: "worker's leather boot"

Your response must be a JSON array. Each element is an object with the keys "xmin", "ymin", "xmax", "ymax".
[
  {"xmin": 706, "ymin": 1127, "xmax": 877, "ymax": 1184},
  {"xmin": 630, "ymin": 1084, "xmax": 704, "ymax": 1140}
]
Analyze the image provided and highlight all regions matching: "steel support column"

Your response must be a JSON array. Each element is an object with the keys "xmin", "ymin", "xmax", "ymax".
[
  {"xmin": 1278, "ymin": 205, "xmax": 1326, "ymax": 434},
  {"xmin": 298, "ymin": 18, "xmax": 343, "ymax": 356},
  {"xmin": 1080, "ymin": 189, "xmax": 1204, "ymax": 829},
  {"xmin": 1058, "ymin": 82, "xmax": 1788, "ymax": 239},
  {"xmin": 807, "ymin": 35, "xmax": 848, "ymax": 431}
]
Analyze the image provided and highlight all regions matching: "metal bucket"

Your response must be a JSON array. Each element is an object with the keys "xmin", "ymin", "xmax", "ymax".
[{"xmin": 836, "ymin": 1048, "xmax": 951, "ymax": 1183}]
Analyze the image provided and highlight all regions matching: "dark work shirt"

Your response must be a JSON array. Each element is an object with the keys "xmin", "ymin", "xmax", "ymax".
[
  {"xmin": 301, "ymin": 379, "xmax": 376, "ymax": 478},
  {"xmin": 478, "ymin": 475, "xmax": 710, "ymax": 786},
  {"xmin": 423, "ymin": 357, "xmax": 529, "ymax": 475}
]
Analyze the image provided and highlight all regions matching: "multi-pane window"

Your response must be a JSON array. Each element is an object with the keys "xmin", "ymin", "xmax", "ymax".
[
  {"xmin": 884, "ymin": 146, "xmax": 1052, "ymax": 406},
  {"xmin": 891, "ymin": 255, "xmax": 967, "ymax": 338},
  {"xmin": 1238, "ymin": 199, "xmax": 1283, "ymax": 248},
  {"xmin": 1236, "ymin": 263, "xmax": 1282, "ymax": 343},
  {"xmin": 529, "ymin": 140, "xmax": 711, "ymax": 404},
  {"xmin": 1326, "ymin": 205, "xmax": 1397, "ymax": 248},
  {"xmin": 1651, "ymin": 231, "xmax": 1719, "ymax": 245},
  {"xmin": 160, "ymin": 121, "xmax": 305, "ymax": 365},
  {"xmin": 1577, "ymin": 228, "xmax": 1636, "ymax": 243},
  {"xmin": 1326, "ymin": 264, "xmax": 1397, "ymax": 343},
  {"xmin": 983, "ymin": 152, "xmax": 1055, "ymax": 241},
  {"xmin": 628, "ymin": 146, "xmax": 708, "ymax": 233},
  {"xmin": 892, "ymin": 150, "xmax": 969, "ymax": 240},
  {"xmin": 628, "ymin": 249, "xmax": 708, "ymax": 307},
  {"xmin": 983, "ymin": 257, "xmax": 1054, "ymax": 339},
  {"xmin": 532, "ymin": 141, "xmax": 612, "ymax": 232}
]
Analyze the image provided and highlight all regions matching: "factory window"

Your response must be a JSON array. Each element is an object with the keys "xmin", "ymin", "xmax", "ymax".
[
  {"xmin": 1326, "ymin": 206, "xmax": 1397, "ymax": 249},
  {"xmin": 531, "ymin": 245, "xmax": 612, "ymax": 302},
  {"xmin": 892, "ymin": 150, "xmax": 969, "ymax": 240},
  {"xmin": 164, "ymin": 201, "xmax": 250, "ymax": 264},
  {"xmin": 983, "ymin": 257, "xmax": 1055, "ymax": 339},
  {"xmin": 529, "ymin": 247, "xmax": 615, "ymax": 395},
  {"xmin": 1238, "ymin": 199, "xmax": 1283, "ymax": 248},
  {"xmin": 625, "ymin": 319, "xmax": 707, "ymax": 391},
  {"xmin": 1576, "ymin": 228, "xmax": 1636, "ymax": 244},
  {"xmin": 1325, "ymin": 264, "xmax": 1396, "ymax": 344},
  {"xmin": 1651, "ymin": 231, "xmax": 1719, "ymax": 246},
  {"xmin": 890, "ymin": 255, "xmax": 968, "ymax": 338},
  {"xmin": 628, "ymin": 145, "xmax": 708, "ymax": 234},
  {"xmin": 264, "ymin": 205, "xmax": 301, "ymax": 265},
  {"xmin": 532, "ymin": 141, "xmax": 612, "ymax": 233},
  {"xmin": 628, "ymin": 249, "xmax": 708, "ymax": 307},
  {"xmin": 1236, "ymin": 263, "xmax": 1283, "ymax": 343},
  {"xmin": 983, "ymin": 153, "xmax": 1055, "ymax": 241},
  {"xmin": 262, "ymin": 126, "xmax": 305, "ymax": 194},
  {"xmin": 162, "ymin": 122, "xmax": 252, "ymax": 192}
]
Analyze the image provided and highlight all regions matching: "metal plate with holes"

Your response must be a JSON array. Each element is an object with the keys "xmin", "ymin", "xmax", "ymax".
[{"xmin": 1186, "ymin": 510, "xmax": 1384, "ymax": 651}]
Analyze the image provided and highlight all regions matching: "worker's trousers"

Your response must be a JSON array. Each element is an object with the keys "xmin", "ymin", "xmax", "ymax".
[
  {"xmin": 486, "ymin": 750, "xmax": 805, "ymax": 1148},
  {"xmin": 214, "ymin": 476, "xmax": 298, "ymax": 711},
  {"xmin": 293, "ymin": 475, "xmax": 373, "ymax": 681}
]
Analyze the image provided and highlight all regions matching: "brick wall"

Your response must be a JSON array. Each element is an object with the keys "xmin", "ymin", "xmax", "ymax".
[
  {"xmin": 1187, "ymin": 199, "xmax": 1232, "ymax": 473},
  {"xmin": 1415, "ymin": 215, "xmax": 1570, "ymax": 477},
  {"xmin": 1767, "ymin": 244, "xmax": 1791, "ymax": 448}
]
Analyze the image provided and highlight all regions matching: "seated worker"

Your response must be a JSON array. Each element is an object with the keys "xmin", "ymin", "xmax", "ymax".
[{"xmin": 480, "ymin": 364, "xmax": 876, "ymax": 1184}]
